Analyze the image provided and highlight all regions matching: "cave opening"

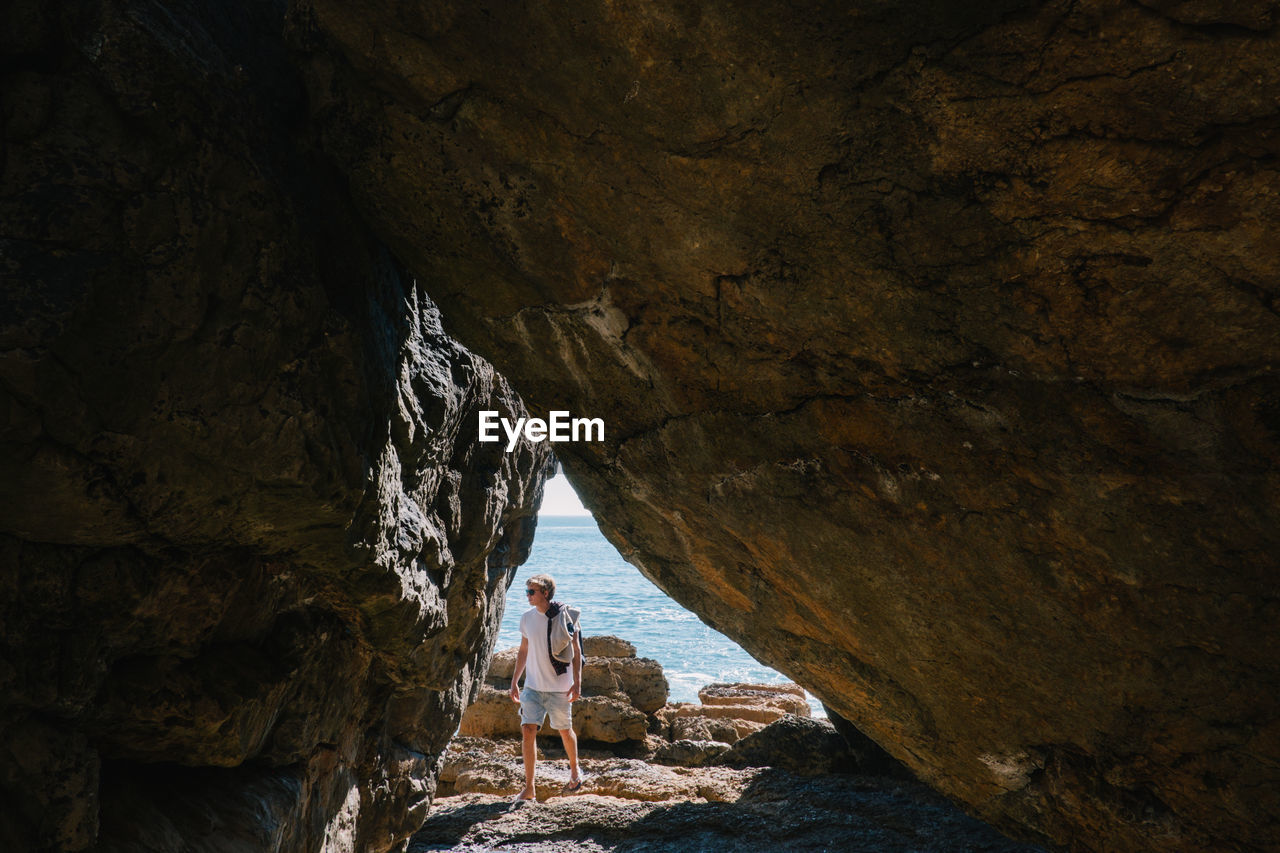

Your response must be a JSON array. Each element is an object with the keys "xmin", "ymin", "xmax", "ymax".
[{"xmin": 499, "ymin": 470, "xmax": 823, "ymax": 714}]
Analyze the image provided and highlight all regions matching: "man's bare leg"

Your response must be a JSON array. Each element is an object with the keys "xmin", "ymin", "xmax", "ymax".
[
  {"xmin": 558, "ymin": 726, "xmax": 581, "ymax": 787},
  {"xmin": 516, "ymin": 723, "xmax": 539, "ymax": 800}
]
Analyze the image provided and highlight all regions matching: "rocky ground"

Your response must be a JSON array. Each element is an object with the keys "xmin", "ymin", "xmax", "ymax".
[
  {"xmin": 415, "ymin": 741, "xmax": 1048, "ymax": 852},
  {"xmin": 412, "ymin": 638, "xmax": 1049, "ymax": 851}
]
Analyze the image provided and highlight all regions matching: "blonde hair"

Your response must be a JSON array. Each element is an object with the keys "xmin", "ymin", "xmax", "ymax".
[{"xmin": 526, "ymin": 573, "xmax": 556, "ymax": 600}]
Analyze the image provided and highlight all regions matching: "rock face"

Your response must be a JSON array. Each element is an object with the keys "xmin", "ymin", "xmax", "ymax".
[
  {"xmin": 290, "ymin": 2, "xmax": 1280, "ymax": 851},
  {"xmin": 0, "ymin": 2, "xmax": 549, "ymax": 851}
]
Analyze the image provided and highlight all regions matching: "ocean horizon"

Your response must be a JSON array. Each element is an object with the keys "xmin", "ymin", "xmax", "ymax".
[{"xmin": 499, "ymin": 514, "xmax": 823, "ymax": 716}]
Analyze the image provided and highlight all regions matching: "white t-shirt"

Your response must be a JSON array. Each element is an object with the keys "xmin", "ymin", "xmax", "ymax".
[{"xmin": 520, "ymin": 607, "xmax": 574, "ymax": 692}]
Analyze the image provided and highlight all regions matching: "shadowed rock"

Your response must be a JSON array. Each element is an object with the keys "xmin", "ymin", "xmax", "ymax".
[
  {"xmin": 416, "ymin": 772, "xmax": 1048, "ymax": 852},
  {"xmin": 0, "ymin": 1, "xmax": 549, "ymax": 850},
  {"xmin": 717, "ymin": 715, "xmax": 864, "ymax": 776}
]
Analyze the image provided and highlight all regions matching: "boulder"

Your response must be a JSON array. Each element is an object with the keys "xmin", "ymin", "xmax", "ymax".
[
  {"xmin": 583, "ymin": 761, "xmax": 708, "ymax": 803},
  {"xmin": 583, "ymin": 636, "xmax": 637, "ymax": 658},
  {"xmin": 437, "ymin": 737, "xmax": 528, "ymax": 798},
  {"xmin": 667, "ymin": 715, "xmax": 712, "ymax": 743},
  {"xmin": 717, "ymin": 715, "xmax": 859, "ymax": 775},
  {"xmin": 678, "ymin": 715, "xmax": 750, "ymax": 746},
  {"xmin": 292, "ymin": 1, "xmax": 1280, "ymax": 848},
  {"xmin": 656, "ymin": 705, "xmax": 764, "ymax": 745},
  {"xmin": 653, "ymin": 739, "xmax": 731, "ymax": 769},
  {"xmin": 699, "ymin": 683, "xmax": 811, "ymax": 717},
  {"xmin": 485, "ymin": 648, "xmax": 520, "ymax": 684},
  {"xmin": 572, "ymin": 696, "xmax": 650, "ymax": 744},
  {"xmin": 457, "ymin": 687, "xmax": 523, "ymax": 739},
  {"xmin": 584, "ymin": 656, "xmax": 669, "ymax": 715}
]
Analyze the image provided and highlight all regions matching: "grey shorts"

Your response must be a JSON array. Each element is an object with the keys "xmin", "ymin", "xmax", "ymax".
[{"xmin": 519, "ymin": 687, "xmax": 572, "ymax": 730}]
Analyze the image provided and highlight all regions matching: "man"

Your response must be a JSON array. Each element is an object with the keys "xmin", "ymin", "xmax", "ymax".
[{"xmin": 508, "ymin": 573, "xmax": 584, "ymax": 802}]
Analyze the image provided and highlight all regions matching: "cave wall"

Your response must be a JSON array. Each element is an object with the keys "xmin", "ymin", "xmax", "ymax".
[
  {"xmin": 288, "ymin": 1, "xmax": 1280, "ymax": 850},
  {"xmin": 0, "ymin": 1, "xmax": 550, "ymax": 850}
]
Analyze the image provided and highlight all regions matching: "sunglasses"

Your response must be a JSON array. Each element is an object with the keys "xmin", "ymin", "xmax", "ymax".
[{"xmin": 525, "ymin": 588, "xmax": 541, "ymax": 596}]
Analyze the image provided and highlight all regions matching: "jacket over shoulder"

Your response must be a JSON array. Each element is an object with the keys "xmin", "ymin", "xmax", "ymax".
[{"xmin": 546, "ymin": 602, "xmax": 582, "ymax": 666}]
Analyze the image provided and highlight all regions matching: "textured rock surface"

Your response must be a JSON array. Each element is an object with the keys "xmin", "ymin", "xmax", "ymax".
[
  {"xmin": 291, "ymin": 2, "xmax": 1280, "ymax": 850},
  {"xmin": 0, "ymin": 1, "xmax": 549, "ymax": 850}
]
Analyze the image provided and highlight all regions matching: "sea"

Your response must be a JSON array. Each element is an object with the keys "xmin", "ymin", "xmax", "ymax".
[{"xmin": 497, "ymin": 515, "xmax": 823, "ymax": 716}]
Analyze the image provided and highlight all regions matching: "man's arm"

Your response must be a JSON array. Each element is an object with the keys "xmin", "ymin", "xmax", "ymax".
[
  {"xmin": 510, "ymin": 636, "xmax": 529, "ymax": 703},
  {"xmin": 568, "ymin": 628, "xmax": 582, "ymax": 702}
]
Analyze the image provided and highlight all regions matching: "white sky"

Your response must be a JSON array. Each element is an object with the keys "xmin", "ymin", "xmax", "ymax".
[{"xmin": 539, "ymin": 471, "xmax": 591, "ymax": 515}]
